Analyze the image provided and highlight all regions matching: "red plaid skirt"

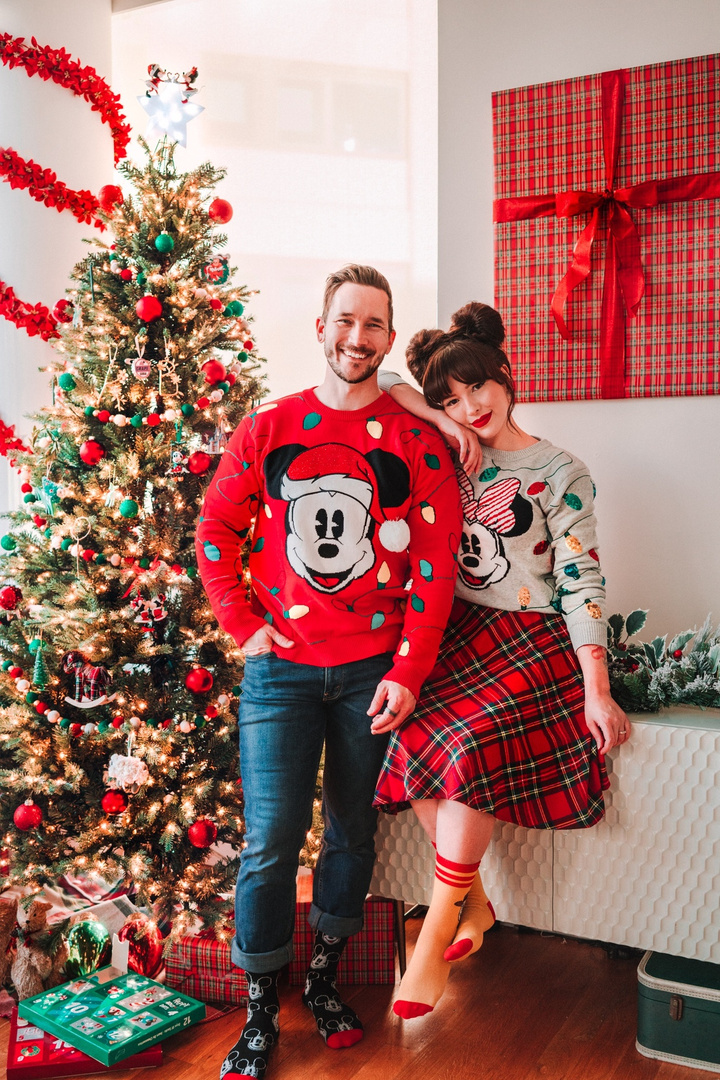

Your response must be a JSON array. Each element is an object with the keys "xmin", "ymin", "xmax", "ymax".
[{"xmin": 374, "ymin": 601, "xmax": 608, "ymax": 829}]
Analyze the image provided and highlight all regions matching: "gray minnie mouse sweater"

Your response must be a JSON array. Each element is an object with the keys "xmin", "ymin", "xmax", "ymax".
[{"xmin": 377, "ymin": 372, "xmax": 607, "ymax": 650}]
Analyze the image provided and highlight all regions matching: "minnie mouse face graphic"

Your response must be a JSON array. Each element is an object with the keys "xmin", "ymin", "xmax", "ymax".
[
  {"xmin": 264, "ymin": 443, "xmax": 410, "ymax": 594},
  {"xmin": 457, "ymin": 473, "xmax": 533, "ymax": 590}
]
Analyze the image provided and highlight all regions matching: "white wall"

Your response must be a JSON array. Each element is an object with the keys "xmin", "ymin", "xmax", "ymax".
[
  {"xmin": 438, "ymin": 0, "xmax": 720, "ymax": 640},
  {"xmin": 0, "ymin": 0, "xmax": 113, "ymax": 512}
]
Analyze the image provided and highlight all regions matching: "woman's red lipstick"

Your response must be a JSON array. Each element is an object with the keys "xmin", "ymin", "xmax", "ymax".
[{"xmin": 472, "ymin": 412, "xmax": 492, "ymax": 428}]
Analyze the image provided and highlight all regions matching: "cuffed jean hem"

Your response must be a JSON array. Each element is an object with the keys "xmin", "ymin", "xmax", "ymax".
[
  {"xmin": 308, "ymin": 901, "xmax": 363, "ymax": 940},
  {"xmin": 231, "ymin": 935, "xmax": 294, "ymax": 974}
]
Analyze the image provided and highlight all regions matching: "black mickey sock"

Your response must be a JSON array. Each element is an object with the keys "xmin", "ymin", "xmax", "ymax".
[
  {"xmin": 301, "ymin": 931, "xmax": 364, "ymax": 1049},
  {"xmin": 220, "ymin": 970, "xmax": 280, "ymax": 1079}
]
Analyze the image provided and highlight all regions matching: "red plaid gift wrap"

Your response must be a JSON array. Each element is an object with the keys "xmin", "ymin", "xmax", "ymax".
[
  {"xmin": 287, "ymin": 898, "xmax": 396, "ymax": 985},
  {"xmin": 493, "ymin": 54, "xmax": 720, "ymax": 401},
  {"xmin": 164, "ymin": 897, "xmax": 396, "ymax": 1003}
]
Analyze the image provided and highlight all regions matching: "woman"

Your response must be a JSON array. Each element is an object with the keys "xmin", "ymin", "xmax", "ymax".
[{"xmin": 373, "ymin": 302, "xmax": 629, "ymax": 1018}]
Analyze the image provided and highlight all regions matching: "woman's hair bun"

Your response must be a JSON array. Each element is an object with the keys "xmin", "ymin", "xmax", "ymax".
[
  {"xmin": 406, "ymin": 327, "xmax": 445, "ymax": 382},
  {"xmin": 450, "ymin": 302, "xmax": 505, "ymax": 348}
]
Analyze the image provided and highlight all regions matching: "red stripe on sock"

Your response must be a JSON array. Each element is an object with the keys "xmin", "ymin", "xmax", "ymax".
[{"xmin": 435, "ymin": 854, "xmax": 479, "ymax": 889}]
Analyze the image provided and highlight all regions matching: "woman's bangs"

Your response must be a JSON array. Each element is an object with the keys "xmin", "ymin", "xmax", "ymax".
[{"xmin": 423, "ymin": 343, "xmax": 499, "ymax": 406}]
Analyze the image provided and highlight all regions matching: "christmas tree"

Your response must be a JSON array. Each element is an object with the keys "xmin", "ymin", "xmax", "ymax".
[{"xmin": 0, "ymin": 135, "xmax": 266, "ymax": 938}]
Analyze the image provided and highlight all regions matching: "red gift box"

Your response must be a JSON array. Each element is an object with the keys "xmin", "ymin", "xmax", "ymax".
[
  {"xmin": 493, "ymin": 54, "xmax": 720, "ymax": 401},
  {"xmin": 164, "ymin": 895, "xmax": 396, "ymax": 1004},
  {"xmin": 6, "ymin": 1007, "xmax": 162, "ymax": 1079}
]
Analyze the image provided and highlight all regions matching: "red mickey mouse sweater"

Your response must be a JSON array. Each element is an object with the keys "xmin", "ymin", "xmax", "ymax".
[{"xmin": 196, "ymin": 388, "xmax": 462, "ymax": 698}]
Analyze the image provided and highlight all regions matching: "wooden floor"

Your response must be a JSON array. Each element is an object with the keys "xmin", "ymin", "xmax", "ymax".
[{"xmin": 2, "ymin": 918, "xmax": 715, "ymax": 1080}]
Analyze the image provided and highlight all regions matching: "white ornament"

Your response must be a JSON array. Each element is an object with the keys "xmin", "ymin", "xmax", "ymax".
[
  {"xmin": 137, "ymin": 80, "xmax": 204, "ymax": 148},
  {"xmin": 15, "ymin": 679, "xmax": 30, "ymax": 692},
  {"xmin": 46, "ymin": 710, "xmax": 60, "ymax": 723},
  {"xmin": 109, "ymin": 554, "xmax": 121, "ymax": 567},
  {"xmin": 50, "ymin": 535, "xmax": 62, "ymax": 550},
  {"xmin": 209, "ymin": 390, "xmax": 223, "ymax": 403},
  {"xmin": 378, "ymin": 518, "xmax": 411, "ymax": 552},
  {"xmin": 110, "ymin": 262, "xmax": 123, "ymax": 275},
  {"xmin": 36, "ymin": 436, "xmax": 51, "ymax": 449},
  {"xmin": 113, "ymin": 414, "xmax": 128, "ymax": 427},
  {"xmin": 83, "ymin": 723, "xmax": 96, "ymax": 735},
  {"xmin": 129, "ymin": 716, "xmax": 142, "ymax": 729},
  {"xmin": 179, "ymin": 720, "xmax": 192, "ymax": 733},
  {"xmin": 108, "ymin": 752, "xmax": 149, "ymax": 793},
  {"xmin": 217, "ymin": 694, "xmax": 229, "ymax": 706}
]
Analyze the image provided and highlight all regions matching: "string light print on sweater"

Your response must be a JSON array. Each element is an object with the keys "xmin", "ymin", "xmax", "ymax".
[{"xmin": 196, "ymin": 390, "xmax": 462, "ymax": 698}]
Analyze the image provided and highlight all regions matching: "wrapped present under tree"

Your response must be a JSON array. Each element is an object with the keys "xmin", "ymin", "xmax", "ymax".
[{"xmin": 493, "ymin": 54, "xmax": 720, "ymax": 401}]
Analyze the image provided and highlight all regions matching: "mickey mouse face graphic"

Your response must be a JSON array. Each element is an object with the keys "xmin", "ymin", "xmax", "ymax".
[
  {"xmin": 264, "ymin": 443, "xmax": 411, "ymax": 595},
  {"xmin": 457, "ymin": 472, "xmax": 533, "ymax": 591}
]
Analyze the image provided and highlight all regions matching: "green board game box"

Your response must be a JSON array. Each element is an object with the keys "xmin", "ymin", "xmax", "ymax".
[{"xmin": 18, "ymin": 968, "xmax": 205, "ymax": 1066}]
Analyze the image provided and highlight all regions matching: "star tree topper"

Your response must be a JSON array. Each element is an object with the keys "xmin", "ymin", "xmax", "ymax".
[{"xmin": 137, "ymin": 65, "xmax": 204, "ymax": 147}]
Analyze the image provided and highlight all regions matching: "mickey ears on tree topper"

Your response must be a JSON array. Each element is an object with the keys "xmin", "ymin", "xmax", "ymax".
[{"xmin": 137, "ymin": 65, "xmax": 204, "ymax": 148}]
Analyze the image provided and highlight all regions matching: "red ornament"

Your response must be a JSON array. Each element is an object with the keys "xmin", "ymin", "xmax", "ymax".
[
  {"xmin": 97, "ymin": 409, "xmax": 111, "ymax": 423},
  {"xmin": 53, "ymin": 298, "xmax": 74, "ymax": 323},
  {"xmin": 205, "ymin": 704, "xmax": 218, "ymax": 718},
  {"xmin": 32, "ymin": 514, "xmax": 47, "ymax": 527},
  {"xmin": 188, "ymin": 818, "xmax": 218, "ymax": 848},
  {"xmin": 185, "ymin": 667, "xmax": 214, "ymax": 694},
  {"xmin": 79, "ymin": 439, "xmax": 105, "ymax": 466},
  {"xmin": 8, "ymin": 666, "xmax": 23, "ymax": 678},
  {"xmin": 226, "ymin": 371, "xmax": 237, "ymax": 386},
  {"xmin": 69, "ymin": 723, "xmax": 82, "ymax": 737},
  {"xmin": 120, "ymin": 268, "xmax": 133, "ymax": 282},
  {"xmin": 21, "ymin": 483, "xmax": 32, "ymax": 493},
  {"xmin": 135, "ymin": 295, "xmax": 163, "ymax": 322},
  {"xmin": 34, "ymin": 701, "xmax": 48, "ymax": 714},
  {"xmin": 98, "ymin": 184, "xmax": 124, "ymax": 211},
  {"xmin": 112, "ymin": 715, "xmax": 125, "ymax": 729},
  {"xmin": 102, "ymin": 789, "xmax": 129, "ymax": 815},
  {"xmin": 14, "ymin": 800, "xmax": 42, "ymax": 830},
  {"xmin": 196, "ymin": 396, "xmax": 210, "ymax": 409},
  {"xmin": 243, "ymin": 340, "xmax": 254, "ymax": 352},
  {"xmin": 187, "ymin": 451, "xmax": 212, "ymax": 476},
  {"xmin": 208, "ymin": 198, "xmax": 233, "ymax": 223},
  {"xmin": 118, "ymin": 914, "xmax": 164, "ymax": 978},
  {"xmin": 82, "ymin": 549, "xmax": 95, "ymax": 562},
  {"xmin": 0, "ymin": 585, "xmax": 22, "ymax": 610},
  {"xmin": 209, "ymin": 298, "xmax": 223, "ymax": 311},
  {"xmin": 147, "ymin": 413, "xmax": 161, "ymax": 427},
  {"xmin": 202, "ymin": 359, "xmax": 227, "ymax": 385}
]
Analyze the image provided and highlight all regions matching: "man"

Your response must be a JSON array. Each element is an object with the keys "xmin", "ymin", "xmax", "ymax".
[{"xmin": 196, "ymin": 265, "xmax": 461, "ymax": 1080}]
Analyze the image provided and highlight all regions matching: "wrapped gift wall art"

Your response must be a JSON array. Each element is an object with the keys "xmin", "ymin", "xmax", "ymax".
[{"xmin": 493, "ymin": 54, "xmax": 720, "ymax": 401}]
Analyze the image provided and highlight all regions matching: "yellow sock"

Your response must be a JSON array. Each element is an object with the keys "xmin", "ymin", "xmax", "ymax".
[
  {"xmin": 444, "ymin": 870, "xmax": 495, "ymax": 962},
  {"xmin": 393, "ymin": 855, "xmax": 479, "ymax": 1018}
]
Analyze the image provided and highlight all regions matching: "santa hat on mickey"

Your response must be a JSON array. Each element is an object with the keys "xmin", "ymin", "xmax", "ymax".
[{"xmin": 280, "ymin": 444, "xmax": 410, "ymax": 552}]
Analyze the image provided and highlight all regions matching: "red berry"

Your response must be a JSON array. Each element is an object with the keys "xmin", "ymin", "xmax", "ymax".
[{"xmin": 673, "ymin": 649, "xmax": 683, "ymax": 660}]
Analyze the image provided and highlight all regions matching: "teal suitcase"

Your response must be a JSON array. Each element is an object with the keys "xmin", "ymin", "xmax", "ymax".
[{"xmin": 637, "ymin": 951, "xmax": 720, "ymax": 1072}]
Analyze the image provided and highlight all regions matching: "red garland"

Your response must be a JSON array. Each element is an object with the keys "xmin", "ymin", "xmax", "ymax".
[
  {"xmin": 0, "ymin": 34, "xmax": 131, "ymax": 341},
  {"xmin": 0, "ymin": 418, "xmax": 31, "ymax": 458},
  {"xmin": 0, "ymin": 34, "xmax": 131, "ymax": 164},
  {"xmin": 0, "ymin": 147, "xmax": 103, "ymax": 227},
  {"xmin": 0, "ymin": 281, "xmax": 58, "ymax": 341}
]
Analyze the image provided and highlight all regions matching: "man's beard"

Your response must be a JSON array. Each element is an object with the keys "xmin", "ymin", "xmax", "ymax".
[{"xmin": 324, "ymin": 347, "xmax": 385, "ymax": 385}]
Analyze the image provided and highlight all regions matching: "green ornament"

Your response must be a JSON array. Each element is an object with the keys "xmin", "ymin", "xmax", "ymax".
[
  {"xmin": 65, "ymin": 919, "xmax": 111, "ymax": 978},
  {"xmin": 44, "ymin": 528, "xmax": 52, "ymax": 539},
  {"xmin": 228, "ymin": 300, "xmax": 244, "ymax": 316},
  {"xmin": 59, "ymin": 717, "xmax": 71, "ymax": 729},
  {"xmin": 33, "ymin": 646, "xmax": 49, "ymax": 690},
  {"xmin": 137, "ymin": 271, "xmax": 147, "ymax": 285},
  {"xmin": 237, "ymin": 350, "xmax": 249, "ymax": 363},
  {"xmin": 23, "ymin": 493, "xmax": 35, "ymax": 504},
  {"xmin": 146, "ymin": 717, "xmax": 158, "ymax": 728},
  {"xmin": 2, "ymin": 660, "xmax": 11, "ymax": 671},
  {"xmin": 84, "ymin": 406, "xmax": 94, "ymax": 417},
  {"xmin": 58, "ymin": 373, "xmax": 76, "ymax": 392},
  {"xmin": 108, "ymin": 253, "xmax": 119, "ymax": 261},
  {"xmin": 28, "ymin": 639, "xmax": 42, "ymax": 654},
  {"xmin": 130, "ymin": 415, "xmax": 144, "ymax": 429},
  {"xmin": 186, "ymin": 566, "xmax": 197, "ymax": 579},
  {"xmin": 181, "ymin": 404, "xmax": 194, "ymax": 418},
  {"xmin": 216, "ymin": 381, "xmax": 230, "ymax": 393},
  {"xmin": 138, "ymin": 557, "xmax": 151, "ymax": 569},
  {"xmin": 25, "ymin": 691, "xmax": 39, "ymax": 704},
  {"xmin": 119, "ymin": 499, "xmax": 139, "ymax": 519},
  {"xmin": 97, "ymin": 720, "xmax": 109, "ymax": 733},
  {"xmin": 95, "ymin": 553, "xmax": 107, "ymax": 565},
  {"xmin": 154, "ymin": 232, "xmax": 175, "ymax": 253},
  {"xmin": 232, "ymin": 685, "xmax": 242, "ymax": 696},
  {"xmin": 61, "ymin": 538, "xmax": 73, "ymax": 551},
  {"xmin": 195, "ymin": 716, "xmax": 206, "ymax": 729},
  {"xmin": 1, "ymin": 535, "xmax": 16, "ymax": 551}
]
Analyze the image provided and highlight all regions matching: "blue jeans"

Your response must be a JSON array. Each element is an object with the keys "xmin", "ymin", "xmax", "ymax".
[{"xmin": 231, "ymin": 651, "xmax": 393, "ymax": 973}]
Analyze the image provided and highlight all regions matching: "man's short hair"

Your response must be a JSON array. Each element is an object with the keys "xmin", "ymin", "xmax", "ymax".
[{"xmin": 322, "ymin": 264, "xmax": 394, "ymax": 332}]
